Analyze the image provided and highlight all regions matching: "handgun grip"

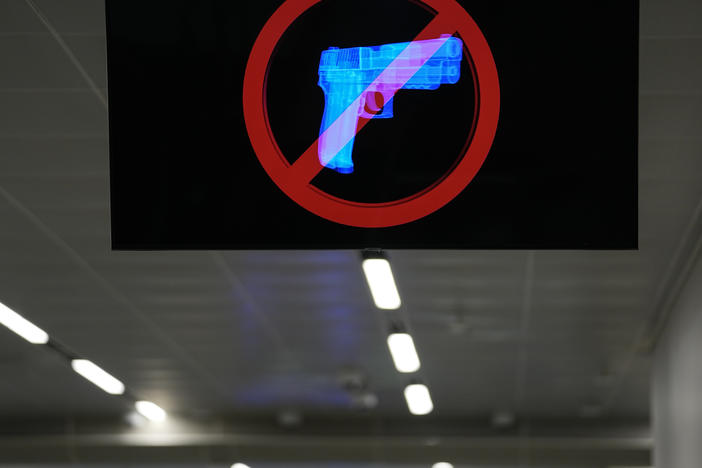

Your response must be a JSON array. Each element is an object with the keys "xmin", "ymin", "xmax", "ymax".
[{"xmin": 318, "ymin": 84, "xmax": 363, "ymax": 174}]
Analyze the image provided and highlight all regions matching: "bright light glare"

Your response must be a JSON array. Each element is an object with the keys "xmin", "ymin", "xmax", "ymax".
[
  {"xmin": 387, "ymin": 333, "xmax": 420, "ymax": 372},
  {"xmin": 231, "ymin": 464, "xmax": 251, "ymax": 468},
  {"xmin": 71, "ymin": 359, "xmax": 125, "ymax": 395},
  {"xmin": 404, "ymin": 383, "xmax": 433, "ymax": 415},
  {"xmin": 0, "ymin": 301, "xmax": 49, "ymax": 344},
  {"xmin": 362, "ymin": 258, "xmax": 401, "ymax": 309},
  {"xmin": 433, "ymin": 463, "xmax": 454, "ymax": 468},
  {"xmin": 135, "ymin": 400, "xmax": 167, "ymax": 422}
]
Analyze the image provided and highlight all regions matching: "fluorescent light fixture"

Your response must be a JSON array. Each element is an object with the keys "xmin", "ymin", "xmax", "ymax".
[
  {"xmin": 231, "ymin": 464, "xmax": 251, "ymax": 468},
  {"xmin": 125, "ymin": 410, "xmax": 148, "ymax": 428},
  {"xmin": 432, "ymin": 463, "xmax": 454, "ymax": 468},
  {"xmin": 362, "ymin": 258, "xmax": 401, "ymax": 309},
  {"xmin": 387, "ymin": 333, "xmax": 420, "ymax": 372},
  {"xmin": 0, "ymin": 301, "xmax": 49, "ymax": 344},
  {"xmin": 135, "ymin": 400, "xmax": 167, "ymax": 422},
  {"xmin": 71, "ymin": 359, "xmax": 125, "ymax": 395},
  {"xmin": 404, "ymin": 383, "xmax": 433, "ymax": 415}
]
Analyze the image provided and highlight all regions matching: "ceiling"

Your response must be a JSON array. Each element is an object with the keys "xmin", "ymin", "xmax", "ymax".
[{"xmin": 0, "ymin": 0, "xmax": 700, "ymax": 466}]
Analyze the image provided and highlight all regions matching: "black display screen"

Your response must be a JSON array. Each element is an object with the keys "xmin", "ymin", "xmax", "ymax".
[{"xmin": 107, "ymin": 0, "xmax": 638, "ymax": 249}]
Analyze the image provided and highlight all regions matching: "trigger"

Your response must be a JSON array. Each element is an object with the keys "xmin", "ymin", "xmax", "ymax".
[{"xmin": 362, "ymin": 91, "xmax": 385, "ymax": 115}]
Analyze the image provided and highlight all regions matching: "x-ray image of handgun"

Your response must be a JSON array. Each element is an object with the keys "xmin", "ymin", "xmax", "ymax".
[{"xmin": 317, "ymin": 35, "xmax": 463, "ymax": 174}]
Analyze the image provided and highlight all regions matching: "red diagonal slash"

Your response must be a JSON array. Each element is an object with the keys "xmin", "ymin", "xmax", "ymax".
[{"xmin": 287, "ymin": 13, "xmax": 458, "ymax": 186}]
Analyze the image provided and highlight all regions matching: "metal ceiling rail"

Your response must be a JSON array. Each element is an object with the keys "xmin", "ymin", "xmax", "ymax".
[{"xmin": 0, "ymin": 416, "xmax": 652, "ymax": 465}]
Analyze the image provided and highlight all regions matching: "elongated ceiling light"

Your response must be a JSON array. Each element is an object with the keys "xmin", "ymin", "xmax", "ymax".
[
  {"xmin": 387, "ymin": 333, "xmax": 421, "ymax": 372},
  {"xmin": 404, "ymin": 383, "xmax": 433, "ymax": 415},
  {"xmin": 362, "ymin": 258, "xmax": 401, "ymax": 309},
  {"xmin": 135, "ymin": 400, "xmax": 167, "ymax": 422},
  {"xmin": 71, "ymin": 359, "xmax": 125, "ymax": 395},
  {"xmin": 0, "ymin": 301, "xmax": 49, "ymax": 344}
]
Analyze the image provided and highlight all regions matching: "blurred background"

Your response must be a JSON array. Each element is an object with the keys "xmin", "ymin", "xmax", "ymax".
[{"xmin": 0, "ymin": 0, "xmax": 701, "ymax": 467}]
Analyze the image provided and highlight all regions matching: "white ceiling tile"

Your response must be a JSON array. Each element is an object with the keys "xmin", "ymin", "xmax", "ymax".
[
  {"xmin": 33, "ymin": 0, "xmax": 105, "ymax": 35},
  {"xmin": 0, "ymin": 35, "xmax": 87, "ymax": 89},
  {"xmin": 63, "ymin": 34, "xmax": 106, "ymax": 88},
  {"xmin": 0, "ymin": 0, "xmax": 44, "ymax": 33},
  {"xmin": 640, "ymin": 94, "xmax": 702, "ymax": 140},
  {"xmin": 641, "ymin": 0, "xmax": 702, "ymax": 38},
  {"xmin": 640, "ymin": 38, "xmax": 702, "ymax": 92},
  {"xmin": 0, "ymin": 136, "xmax": 108, "ymax": 177},
  {"xmin": 0, "ymin": 91, "xmax": 106, "ymax": 136}
]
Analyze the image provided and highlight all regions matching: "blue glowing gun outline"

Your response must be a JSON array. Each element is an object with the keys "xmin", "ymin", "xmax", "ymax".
[{"xmin": 317, "ymin": 35, "xmax": 463, "ymax": 174}]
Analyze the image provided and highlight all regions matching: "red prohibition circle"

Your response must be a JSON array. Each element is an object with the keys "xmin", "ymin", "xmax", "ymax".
[{"xmin": 243, "ymin": 0, "xmax": 500, "ymax": 228}]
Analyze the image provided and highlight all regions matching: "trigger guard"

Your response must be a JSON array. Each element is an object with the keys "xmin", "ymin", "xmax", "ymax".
[
  {"xmin": 376, "ymin": 98, "xmax": 393, "ymax": 118},
  {"xmin": 360, "ymin": 91, "xmax": 382, "ymax": 118},
  {"xmin": 359, "ymin": 96, "xmax": 374, "ymax": 119},
  {"xmin": 360, "ymin": 92, "xmax": 394, "ymax": 119}
]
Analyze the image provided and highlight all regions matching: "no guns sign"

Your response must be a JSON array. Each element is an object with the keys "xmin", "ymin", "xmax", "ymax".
[
  {"xmin": 243, "ymin": 0, "xmax": 500, "ymax": 228},
  {"xmin": 107, "ymin": 0, "xmax": 637, "ymax": 249}
]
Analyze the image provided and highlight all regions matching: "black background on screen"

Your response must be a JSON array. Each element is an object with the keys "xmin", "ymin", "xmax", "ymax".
[{"xmin": 107, "ymin": 0, "xmax": 638, "ymax": 249}]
